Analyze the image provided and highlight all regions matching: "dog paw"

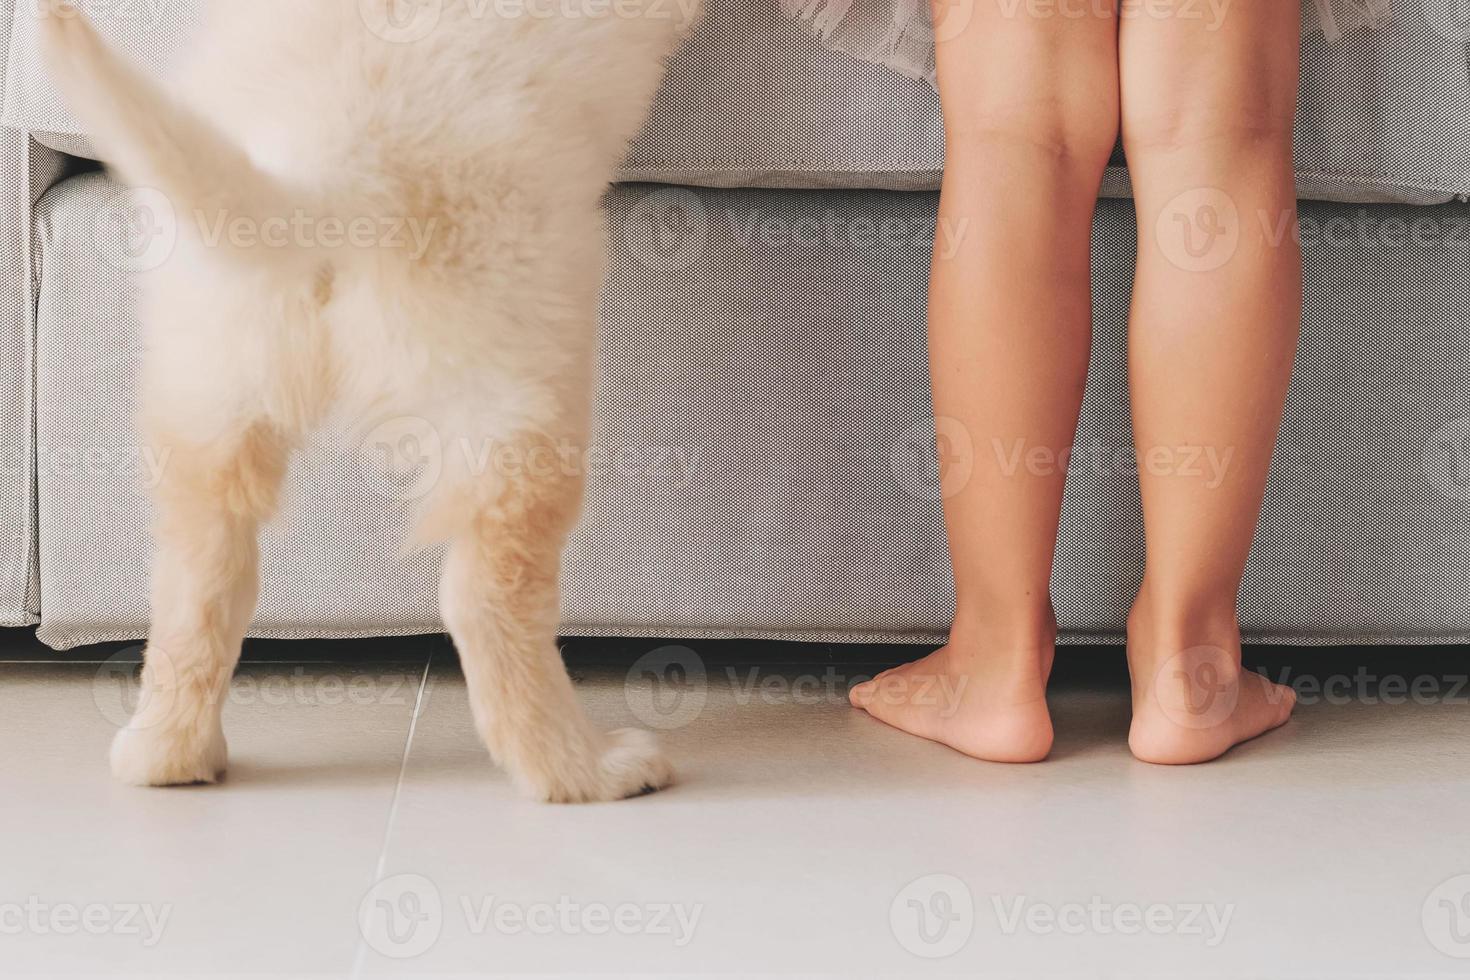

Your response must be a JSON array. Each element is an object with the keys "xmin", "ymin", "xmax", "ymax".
[
  {"xmin": 597, "ymin": 728, "xmax": 675, "ymax": 799},
  {"xmin": 525, "ymin": 728, "xmax": 674, "ymax": 804},
  {"xmin": 110, "ymin": 724, "xmax": 227, "ymax": 787}
]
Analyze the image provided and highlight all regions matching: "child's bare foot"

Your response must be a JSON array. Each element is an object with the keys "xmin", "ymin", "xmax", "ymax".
[
  {"xmin": 1126, "ymin": 597, "xmax": 1297, "ymax": 765},
  {"xmin": 848, "ymin": 629, "xmax": 1055, "ymax": 763}
]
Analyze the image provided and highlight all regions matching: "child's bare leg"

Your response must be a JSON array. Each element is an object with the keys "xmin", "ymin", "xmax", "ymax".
[
  {"xmin": 849, "ymin": 1, "xmax": 1119, "ymax": 762},
  {"xmin": 1119, "ymin": 0, "xmax": 1301, "ymax": 763}
]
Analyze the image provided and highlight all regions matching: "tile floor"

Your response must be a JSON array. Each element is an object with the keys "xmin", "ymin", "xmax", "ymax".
[{"xmin": 2, "ymin": 633, "xmax": 1469, "ymax": 978}]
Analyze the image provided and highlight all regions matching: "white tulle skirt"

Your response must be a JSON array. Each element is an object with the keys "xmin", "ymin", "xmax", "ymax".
[{"xmin": 780, "ymin": 0, "xmax": 1393, "ymax": 89}]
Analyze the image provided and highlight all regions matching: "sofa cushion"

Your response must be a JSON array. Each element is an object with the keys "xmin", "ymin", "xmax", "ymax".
[
  {"xmin": 0, "ymin": 126, "xmax": 67, "ymax": 627},
  {"xmin": 4, "ymin": 0, "xmax": 1467, "ymax": 203},
  {"xmin": 29, "ymin": 171, "xmax": 1470, "ymax": 648}
]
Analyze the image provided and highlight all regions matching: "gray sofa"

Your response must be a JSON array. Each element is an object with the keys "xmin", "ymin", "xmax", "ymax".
[{"xmin": 3, "ymin": 0, "xmax": 1469, "ymax": 649}]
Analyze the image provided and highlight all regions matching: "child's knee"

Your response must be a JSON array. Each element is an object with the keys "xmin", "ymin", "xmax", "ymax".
[
  {"xmin": 945, "ymin": 103, "xmax": 1119, "ymax": 179},
  {"xmin": 1122, "ymin": 100, "xmax": 1293, "ymax": 164}
]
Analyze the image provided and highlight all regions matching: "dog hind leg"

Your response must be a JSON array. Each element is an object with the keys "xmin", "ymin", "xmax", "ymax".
[
  {"xmin": 434, "ymin": 433, "xmax": 674, "ymax": 803},
  {"xmin": 110, "ymin": 422, "xmax": 289, "ymax": 786}
]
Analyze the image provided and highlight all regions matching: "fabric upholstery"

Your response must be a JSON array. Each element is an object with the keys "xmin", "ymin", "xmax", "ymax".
[
  {"xmin": 0, "ymin": 124, "xmax": 67, "ymax": 626},
  {"xmin": 4, "ymin": 0, "xmax": 1468, "ymax": 203},
  {"xmin": 0, "ymin": 0, "xmax": 37, "ymax": 625},
  {"xmin": 30, "ymin": 172, "xmax": 1470, "ymax": 649}
]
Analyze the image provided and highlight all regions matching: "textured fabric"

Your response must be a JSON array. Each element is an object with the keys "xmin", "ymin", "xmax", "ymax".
[
  {"xmin": 30, "ymin": 171, "xmax": 442, "ymax": 645},
  {"xmin": 5, "ymin": 0, "xmax": 1468, "ymax": 202},
  {"xmin": 0, "ymin": 0, "xmax": 37, "ymax": 625},
  {"xmin": 0, "ymin": 0, "xmax": 13, "ymax": 109},
  {"xmin": 31, "ymin": 172, "xmax": 1470, "ymax": 649},
  {"xmin": 0, "ymin": 123, "xmax": 30, "ymax": 626},
  {"xmin": 0, "ymin": 125, "xmax": 65, "ymax": 626},
  {"xmin": 779, "ymin": 0, "xmax": 1383, "ymax": 89},
  {"xmin": 782, "ymin": 0, "xmax": 937, "ymax": 87}
]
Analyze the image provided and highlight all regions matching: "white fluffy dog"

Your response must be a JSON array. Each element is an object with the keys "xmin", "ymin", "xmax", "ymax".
[{"xmin": 38, "ymin": 0, "xmax": 701, "ymax": 801}]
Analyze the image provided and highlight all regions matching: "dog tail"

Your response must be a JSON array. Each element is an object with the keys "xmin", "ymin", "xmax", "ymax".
[{"xmin": 36, "ymin": 2, "xmax": 291, "ymax": 246}]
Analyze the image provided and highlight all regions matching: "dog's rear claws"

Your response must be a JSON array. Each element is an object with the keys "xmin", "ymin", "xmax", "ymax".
[{"xmin": 526, "ymin": 728, "xmax": 674, "ymax": 803}]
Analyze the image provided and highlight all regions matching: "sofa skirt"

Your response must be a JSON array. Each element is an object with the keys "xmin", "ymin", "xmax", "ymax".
[
  {"xmin": 0, "ymin": 129, "xmax": 67, "ymax": 628},
  {"xmin": 29, "ymin": 172, "xmax": 1470, "ymax": 649}
]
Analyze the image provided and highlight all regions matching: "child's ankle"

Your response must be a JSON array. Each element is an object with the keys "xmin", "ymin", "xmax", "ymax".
[
  {"xmin": 1127, "ymin": 584, "xmax": 1240, "ymax": 662},
  {"xmin": 949, "ymin": 605, "xmax": 1057, "ymax": 664}
]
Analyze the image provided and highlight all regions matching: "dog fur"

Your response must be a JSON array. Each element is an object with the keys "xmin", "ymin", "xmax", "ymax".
[{"xmin": 37, "ymin": 0, "xmax": 701, "ymax": 801}]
